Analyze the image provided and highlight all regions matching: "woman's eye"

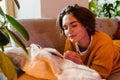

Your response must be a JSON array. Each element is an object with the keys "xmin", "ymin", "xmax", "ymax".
[
  {"xmin": 63, "ymin": 26, "xmax": 68, "ymax": 30},
  {"xmin": 71, "ymin": 24, "xmax": 77, "ymax": 27},
  {"xmin": 71, "ymin": 21, "xmax": 80, "ymax": 27},
  {"xmin": 62, "ymin": 22, "xmax": 79, "ymax": 30}
]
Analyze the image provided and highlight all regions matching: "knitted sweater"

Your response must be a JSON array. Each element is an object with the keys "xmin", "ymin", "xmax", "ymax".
[{"xmin": 64, "ymin": 30, "xmax": 120, "ymax": 78}]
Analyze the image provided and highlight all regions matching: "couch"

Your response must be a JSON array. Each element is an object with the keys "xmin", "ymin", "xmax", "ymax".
[
  {"xmin": 12, "ymin": 18, "xmax": 66, "ymax": 54},
  {"xmin": 12, "ymin": 18, "xmax": 120, "ymax": 52},
  {"xmin": 7, "ymin": 18, "xmax": 120, "ymax": 80}
]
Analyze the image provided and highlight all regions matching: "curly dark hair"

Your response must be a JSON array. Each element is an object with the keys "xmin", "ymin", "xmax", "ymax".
[{"xmin": 56, "ymin": 4, "xmax": 96, "ymax": 36}]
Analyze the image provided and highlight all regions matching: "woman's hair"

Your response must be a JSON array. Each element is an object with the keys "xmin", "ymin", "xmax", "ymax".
[{"xmin": 57, "ymin": 4, "xmax": 96, "ymax": 35}]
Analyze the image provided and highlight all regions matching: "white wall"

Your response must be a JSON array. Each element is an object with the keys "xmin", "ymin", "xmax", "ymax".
[
  {"xmin": 41, "ymin": 0, "xmax": 88, "ymax": 18},
  {"xmin": 16, "ymin": 0, "xmax": 40, "ymax": 19},
  {"xmin": 16, "ymin": 0, "xmax": 88, "ymax": 19},
  {"xmin": 98, "ymin": 0, "xmax": 116, "ymax": 4}
]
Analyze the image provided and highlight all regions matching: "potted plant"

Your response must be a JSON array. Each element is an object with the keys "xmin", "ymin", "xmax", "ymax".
[
  {"xmin": 89, "ymin": 0, "xmax": 120, "ymax": 18},
  {"xmin": 0, "ymin": 0, "xmax": 29, "ymax": 80}
]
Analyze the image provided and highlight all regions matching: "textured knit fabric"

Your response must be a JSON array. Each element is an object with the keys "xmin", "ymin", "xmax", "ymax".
[{"xmin": 64, "ymin": 30, "xmax": 120, "ymax": 79}]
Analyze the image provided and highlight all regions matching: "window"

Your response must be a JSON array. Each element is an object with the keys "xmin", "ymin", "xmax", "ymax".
[
  {"xmin": 0, "ymin": 0, "xmax": 15, "ymax": 16},
  {"xmin": 0, "ymin": 0, "xmax": 6, "ymax": 13}
]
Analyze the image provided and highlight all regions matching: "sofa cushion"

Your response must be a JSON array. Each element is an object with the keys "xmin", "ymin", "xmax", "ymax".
[
  {"xmin": 95, "ymin": 18, "xmax": 119, "ymax": 38},
  {"xmin": 5, "ymin": 47, "xmax": 30, "ymax": 68},
  {"xmin": 13, "ymin": 18, "xmax": 66, "ymax": 53},
  {"xmin": 11, "ymin": 18, "xmax": 119, "ymax": 54}
]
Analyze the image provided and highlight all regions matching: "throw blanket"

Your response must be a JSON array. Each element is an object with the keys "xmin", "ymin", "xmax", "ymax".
[{"xmin": 21, "ymin": 44, "xmax": 102, "ymax": 80}]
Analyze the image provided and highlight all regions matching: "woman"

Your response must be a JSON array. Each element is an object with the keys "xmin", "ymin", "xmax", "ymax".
[{"xmin": 57, "ymin": 4, "xmax": 120, "ymax": 79}]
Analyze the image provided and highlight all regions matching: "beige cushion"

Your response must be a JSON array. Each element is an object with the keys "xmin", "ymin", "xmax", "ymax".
[
  {"xmin": 11, "ymin": 18, "xmax": 119, "ymax": 54},
  {"xmin": 5, "ymin": 47, "xmax": 29, "ymax": 68},
  {"xmin": 15, "ymin": 19, "xmax": 66, "ymax": 53},
  {"xmin": 8, "ymin": 18, "xmax": 120, "ymax": 80},
  {"xmin": 96, "ymin": 18, "xmax": 119, "ymax": 38}
]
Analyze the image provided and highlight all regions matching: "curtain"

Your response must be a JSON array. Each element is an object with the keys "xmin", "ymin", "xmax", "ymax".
[{"xmin": 5, "ymin": 0, "xmax": 16, "ymax": 17}]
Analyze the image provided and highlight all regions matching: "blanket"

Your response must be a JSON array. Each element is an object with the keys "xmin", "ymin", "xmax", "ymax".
[
  {"xmin": 22, "ymin": 44, "xmax": 101, "ymax": 80},
  {"xmin": 6, "ymin": 44, "xmax": 102, "ymax": 80}
]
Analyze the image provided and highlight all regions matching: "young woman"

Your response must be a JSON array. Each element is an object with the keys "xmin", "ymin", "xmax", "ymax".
[{"xmin": 57, "ymin": 4, "xmax": 120, "ymax": 79}]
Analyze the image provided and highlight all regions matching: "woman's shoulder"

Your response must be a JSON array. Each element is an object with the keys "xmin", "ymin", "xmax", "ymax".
[
  {"xmin": 94, "ymin": 30, "xmax": 112, "ymax": 39},
  {"xmin": 92, "ymin": 30, "xmax": 113, "ymax": 43}
]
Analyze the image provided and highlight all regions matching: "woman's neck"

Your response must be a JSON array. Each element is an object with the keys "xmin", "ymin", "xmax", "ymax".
[{"xmin": 77, "ymin": 34, "xmax": 91, "ymax": 51}]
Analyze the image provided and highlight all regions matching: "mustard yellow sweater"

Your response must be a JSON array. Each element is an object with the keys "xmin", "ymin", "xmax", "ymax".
[{"xmin": 64, "ymin": 30, "xmax": 120, "ymax": 78}]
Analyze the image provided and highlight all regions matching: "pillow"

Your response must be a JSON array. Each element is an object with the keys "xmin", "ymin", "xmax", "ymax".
[
  {"xmin": 96, "ymin": 18, "xmax": 119, "ymax": 38},
  {"xmin": 5, "ymin": 47, "xmax": 29, "ymax": 68}
]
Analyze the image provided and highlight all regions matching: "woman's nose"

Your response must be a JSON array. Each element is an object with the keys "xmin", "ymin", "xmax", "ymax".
[{"xmin": 67, "ymin": 27, "xmax": 73, "ymax": 34}]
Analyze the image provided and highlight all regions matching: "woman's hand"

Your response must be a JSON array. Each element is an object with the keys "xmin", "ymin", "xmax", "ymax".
[{"xmin": 64, "ymin": 50, "xmax": 82, "ymax": 64}]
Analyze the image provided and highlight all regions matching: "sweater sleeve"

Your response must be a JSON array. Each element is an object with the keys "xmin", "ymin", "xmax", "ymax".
[{"xmin": 90, "ymin": 35, "xmax": 114, "ymax": 78}]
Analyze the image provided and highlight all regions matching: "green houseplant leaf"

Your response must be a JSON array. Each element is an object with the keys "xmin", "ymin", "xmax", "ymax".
[
  {"xmin": 89, "ymin": 0, "xmax": 120, "ymax": 18},
  {"xmin": 0, "ymin": 0, "xmax": 29, "ymax": 79},
  {"xmin": 116, "ymin": 11, "xmax": 120, "ymax": 16},
  {"xmin": 89, "ymin": 1, "xmax": 97, "ymax": 11},
  {"xmin": 14, "ymin": 0, "xmax": 20, "ymax": 9},
  {"xmin": 0, "ymin": 6, "xmax": 5, "ymax": 16},
  {"xmin": 7, "ymin": 29, "xmax": 28, "ymax": 54},
  {"xmin": 115, "ymin": 1, "xmax": 120, "ymax": 8},
  {"xmin": 0, "ymin": 51, "xmax": 16, "ymax": 80},
  {"xmin": 0, "ymin": 30, "xmax": 9, "ymax": 46},
  {"xmin": 5, "ymin": 14, "xmax": 29, "ymax": 41},
  {"xmin": 0, "ymin": 0, "xmax": 29, "ymax": 54}
]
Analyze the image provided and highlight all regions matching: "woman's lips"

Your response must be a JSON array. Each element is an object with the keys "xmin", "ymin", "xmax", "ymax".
[{"xmin": 69, "ymin": 35, "xmax": 76, "ymax": 39}]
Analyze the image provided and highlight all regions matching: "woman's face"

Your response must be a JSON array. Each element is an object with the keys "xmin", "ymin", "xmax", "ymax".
[{"xmin": 62, "ymin": 14, "xmax": 88, "ymax": 43}]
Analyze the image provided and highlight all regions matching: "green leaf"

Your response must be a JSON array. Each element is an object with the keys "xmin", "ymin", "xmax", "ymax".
[
  {"xmin": 7, "ymin": 29, "xmax": 28, "ymax": 54},
  {"xmin": 0, "ymin": 30, "xmax": 9, "ymax": 46},
  {"xmin": 117, "ymin": 2, "xmax": 120, "ymax": 7},
  {"xmin": 13, "ymin": 0, "xmax": 20, "ymax": 9},
  {"xmin": 0, "ymin": 51, "xmax": 16, "ymax": 80},
  {"xmin": 1, "ymin": 26, "xmax": 10, "ymax": 40},
  {"xmin": 89, "ymin": 1, "xmax": 97, "ymax": 10},
  {"xmin": 5, "ymin": 14, "xmax": 29, "ymax": 41},
  {"xmin": 0, "ymin": 46, "xmax": 4, "ymax": 51},
  {"xmin": 116, "ymin": 11, "xmax": 120, "ymax": 16},
  {"xmin": 0, "ymin": 6, "xmax": 5, "ymax": 16}
]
